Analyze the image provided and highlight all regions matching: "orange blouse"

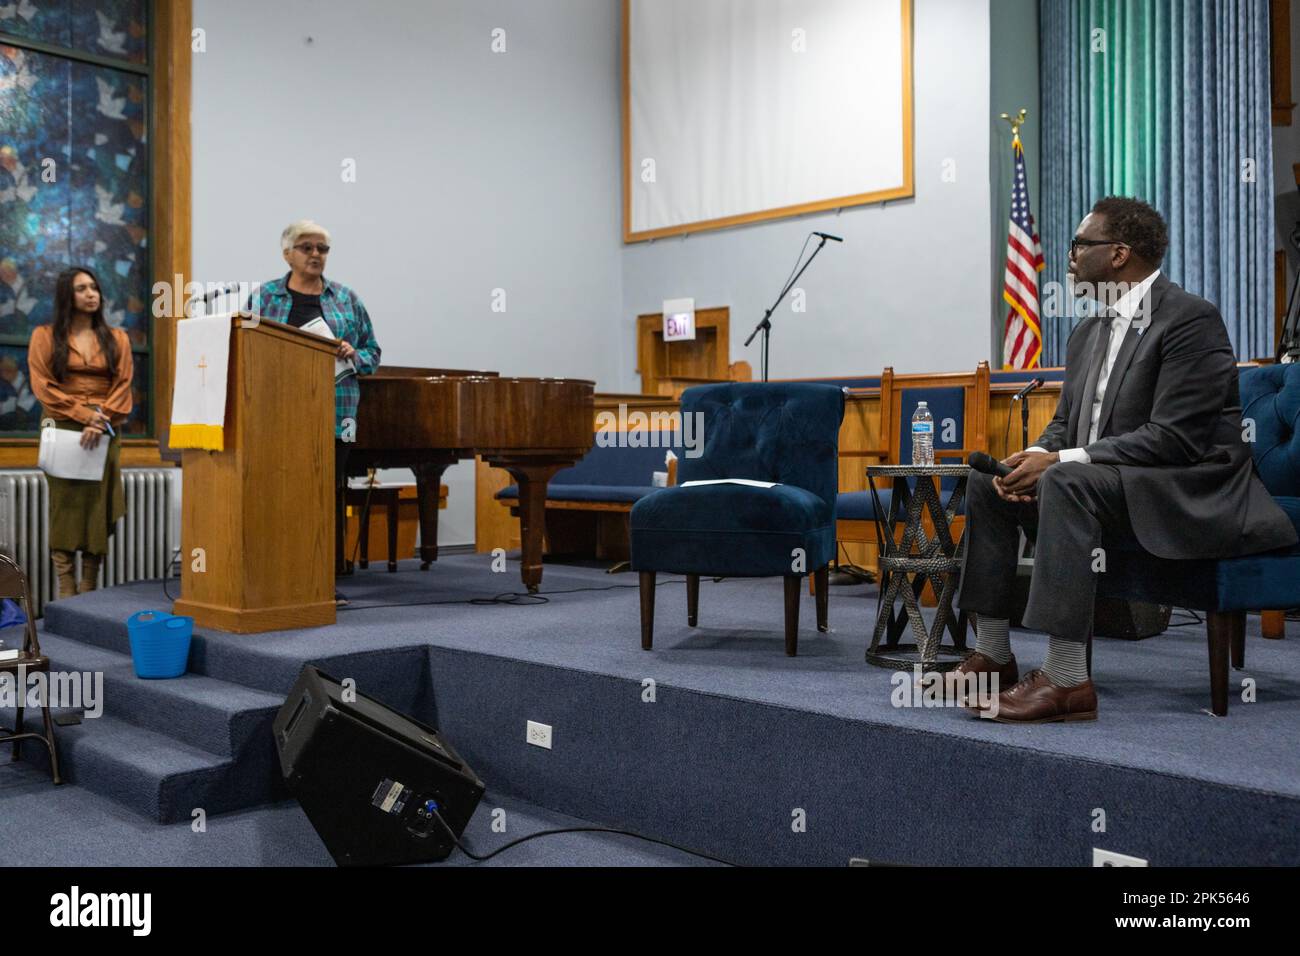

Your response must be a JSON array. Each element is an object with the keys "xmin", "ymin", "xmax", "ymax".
[{"xmin": 28, "ymin": 324, "xmax": 134, "ymax": 427}]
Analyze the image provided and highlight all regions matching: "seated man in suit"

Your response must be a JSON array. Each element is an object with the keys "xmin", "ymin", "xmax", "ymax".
[{"xmin": 955, "ymin": 196, "xmax": 1297, "ymax": 723}]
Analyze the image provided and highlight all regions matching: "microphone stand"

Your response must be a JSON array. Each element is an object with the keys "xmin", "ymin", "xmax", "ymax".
[
  {"xmin": 744, "ymin": 235, "xmax": 831, "ymax": 382},
  {"xmin": 1013, "ymin": 378, "xmax": 1043, "ymax": 449}
]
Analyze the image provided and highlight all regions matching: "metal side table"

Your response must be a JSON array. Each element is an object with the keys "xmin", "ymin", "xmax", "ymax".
[{"xmin": 865, "ymin": 464, "xmax": 971, "ymax": 671}]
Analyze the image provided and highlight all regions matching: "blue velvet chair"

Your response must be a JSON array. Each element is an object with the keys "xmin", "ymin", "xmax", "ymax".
[
  {"xmin": 1095, "ymin": 364, "xmax": 1300, "ymax": 716},
  {"xmin": 630, "ymin": 382, "xmax": 846, "ymax": 655}
]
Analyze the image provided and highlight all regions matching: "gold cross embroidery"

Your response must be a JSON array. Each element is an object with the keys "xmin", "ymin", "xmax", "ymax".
[{"xmin": 197, "ymin": 355, "xmax": 208, "ymax": 387}]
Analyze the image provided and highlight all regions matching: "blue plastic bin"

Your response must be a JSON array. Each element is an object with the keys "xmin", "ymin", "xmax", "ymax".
[{"xmin": 126, "ymin": 610, "xmax": 193, "ymax": 679}]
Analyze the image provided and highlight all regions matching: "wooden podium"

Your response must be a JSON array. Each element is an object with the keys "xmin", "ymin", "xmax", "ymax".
[{"xmin": 173, "ymin": 317, "xmax": 338, "ymax": 632}]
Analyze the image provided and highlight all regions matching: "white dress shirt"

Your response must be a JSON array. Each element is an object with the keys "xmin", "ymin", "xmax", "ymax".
[{"xmin": 1030, "ymin": 269, "xmax": 1160, "ymax": 464}]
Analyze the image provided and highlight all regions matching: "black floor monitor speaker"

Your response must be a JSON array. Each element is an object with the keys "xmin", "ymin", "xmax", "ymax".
[
  {"xmin": 1092, "ymin": 596, "xmax": 1172, "ymax": 640},
  {"xmin": 273, "ymin": 665, "xmax": 485, "ymax": 866}
]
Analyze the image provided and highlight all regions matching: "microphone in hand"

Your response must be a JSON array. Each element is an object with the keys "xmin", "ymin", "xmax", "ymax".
[{"xmin": 968, "ymin": 451, "xmax": 1013, "ymax": 479}]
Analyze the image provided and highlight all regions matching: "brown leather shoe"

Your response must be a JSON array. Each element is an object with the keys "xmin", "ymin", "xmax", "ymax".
[
  {"xmin": 973, "ymin": 669, "xmax": 1098, "ymax": 723},
  {"xmin": 949, "ymin": 651, "xmax": 1018, "ymax": 702}
]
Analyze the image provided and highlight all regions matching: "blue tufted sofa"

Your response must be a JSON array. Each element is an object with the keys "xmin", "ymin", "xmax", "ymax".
[
  {"xmin": 630, "ymin": 382, "xmax": 846, "ymax": 655},
  {"xmin": 1095, "ymin": 363, "xmax": 1300, "ymax": 715}
]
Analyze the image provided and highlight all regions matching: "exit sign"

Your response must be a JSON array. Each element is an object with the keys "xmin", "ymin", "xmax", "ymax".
[{"xmin": 663, "ymin": 297, "xmax": 695, "ymax": 342}]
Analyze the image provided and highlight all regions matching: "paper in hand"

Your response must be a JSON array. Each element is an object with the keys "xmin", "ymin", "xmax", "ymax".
[
  {"xmin": 37, "ymin": 426, "xmax": 109, "ymax": 481},
  {"xmin": 299, "ymin": 316, "xmax": 357, "ymax": 382}
]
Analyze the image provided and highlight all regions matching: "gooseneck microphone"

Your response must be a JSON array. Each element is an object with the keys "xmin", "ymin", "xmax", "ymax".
[
  {"xmin": 968, "ymin": 451, "xmax": 1013, "ymax": 479},
  {"xmin": 812, "ymin": 231, "xmax": 844, "ymax": 242}
]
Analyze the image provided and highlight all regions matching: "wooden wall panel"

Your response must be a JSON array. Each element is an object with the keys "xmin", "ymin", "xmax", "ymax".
[
  {"xmin": 150, "ymin": 0, "xmax": 192, "ymax": 449},
  {"xmin": 988, "ymin": 387, "xmax": 1061, "ymax": 460}
]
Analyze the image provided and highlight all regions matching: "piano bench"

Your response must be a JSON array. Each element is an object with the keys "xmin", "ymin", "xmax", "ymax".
[{"xmin": 344, "ymin": 483, "xmax": 448, "ymax": 572}]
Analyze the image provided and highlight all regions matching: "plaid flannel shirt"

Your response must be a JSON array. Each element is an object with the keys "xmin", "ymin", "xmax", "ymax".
[{"xmin": 250, "ymin": 275, "xmax": 381, "ymax": 438}]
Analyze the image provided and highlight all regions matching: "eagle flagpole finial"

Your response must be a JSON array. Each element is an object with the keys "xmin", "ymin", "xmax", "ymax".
[{"xmin": 1000, "ymin": 108, "xmax": 1028, "ymax": 144}]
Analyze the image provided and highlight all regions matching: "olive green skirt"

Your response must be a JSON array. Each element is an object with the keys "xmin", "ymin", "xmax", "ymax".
[{"xmin": 46, "ymin": 419, "xmax": 124, "ymax": 556}]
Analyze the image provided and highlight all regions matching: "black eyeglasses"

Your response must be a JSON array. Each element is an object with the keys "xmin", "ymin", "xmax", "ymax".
[
  {"xmin": 1069, "ymin": 237, "xmax": 1128, "ymax": 257},
  {"xmin": 294, "ymin": 243, "xmax": 331, "ymax": 255}
]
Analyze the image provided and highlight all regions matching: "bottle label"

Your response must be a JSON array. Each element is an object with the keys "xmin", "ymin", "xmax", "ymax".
[{"xmin": 911, "ymin": 422, "xmax": 933, "ymax": 435}]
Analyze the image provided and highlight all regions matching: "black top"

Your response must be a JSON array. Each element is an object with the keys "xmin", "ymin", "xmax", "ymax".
[{"xmin": 286, "ymin": 280, "xmax": 324, "ymax": 328}]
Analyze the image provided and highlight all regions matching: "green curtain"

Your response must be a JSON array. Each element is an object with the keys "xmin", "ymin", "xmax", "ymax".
[{"xmin": 1040, "ymin": 0, "xmax": 1275, "ymax": 363}]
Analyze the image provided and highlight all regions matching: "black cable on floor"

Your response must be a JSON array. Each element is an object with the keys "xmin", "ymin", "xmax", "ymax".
[
  {"xmin": 833, "ymin": 541, "xmax": 876, "ymax": 584},
  {"xmin": 429, "ymin": 801, "xmax": 739, "ymax": 867},
  {"xmin": 1165, "ymin": 608, "xmax": 1204, "ymax": 627},
  {"xmin": 338, "ymin": 576, "xmax": 693, "ymax": 612}
]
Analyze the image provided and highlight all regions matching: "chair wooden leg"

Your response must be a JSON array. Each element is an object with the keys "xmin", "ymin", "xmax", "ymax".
[
  {"xmin": 814, "ymin": 565, "xmax": 829, "ymax": 632},
  {"xmin": 11, "ymin": 701, "xmax": 22, "ymax": 761},
  {"xmin": 639, "ymin": 571, "xmax": 656, "ymax": 649},
  {"xmin": 686, "ymin": 574, "xmax": 699, "ymax": 626},
  {"xmin": 784, "ymin": 575, "xmax": 801, "ymax": 657},
  {"xmin": 358, "ymin": 503, "xmax": 370, "ymax": 570},
  {"xmin": 41, "ymin": 705, "xmax": 61, "ymax": 785},
  {"xmin": 387, "ymin": 494, "xmax": 400, "ymax": 573},
  {"xmin": 1261, "ymin": 609, "xmax": 1285, "ymax": 640},
  {"xmin": 1206, "ymin": 611, "xmax": 1233, "ymax": 717},
  {"xmin": 1231, "ymin": 612, "xmax": 1246, "ymax": 669}
]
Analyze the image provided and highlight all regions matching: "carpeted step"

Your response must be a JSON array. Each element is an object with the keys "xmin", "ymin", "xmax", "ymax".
[
  {"xmin": 40, "ymin": 594, "xmax": 431, "ymax": 705},
  {"xmin": 42, "ymin": 593, "xmax": 165, "ymax": 657},
  {"xmin": 36, "ymin": 631, "xmax": 283, "ymax": 758},
  {"xmin": 15, "ymin": 712, "xmax": 285, "ymax": 824}
]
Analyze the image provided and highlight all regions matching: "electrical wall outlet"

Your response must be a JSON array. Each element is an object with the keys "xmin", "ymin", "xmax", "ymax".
[
  {"xmin": 1093, "ymin": 848, "xmax": 1148, "ymax": 867},
  {"xmin": 526, "ymin": 720, "xmax": 553, "ymax": 750}
]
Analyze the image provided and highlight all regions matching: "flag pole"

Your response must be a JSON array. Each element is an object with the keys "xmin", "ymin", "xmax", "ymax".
[{"xmin": 997, "ymin": 107, "xmax": 1044, "ymax": 371}]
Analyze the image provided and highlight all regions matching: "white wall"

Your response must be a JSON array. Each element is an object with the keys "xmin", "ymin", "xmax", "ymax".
[
  {"xmin": 191, "ymin": 0, "xmax": 624, "ymax": 546},
  {"xmin": 617, "ymin": 0, "xmax": 993, "ymax": 388}
]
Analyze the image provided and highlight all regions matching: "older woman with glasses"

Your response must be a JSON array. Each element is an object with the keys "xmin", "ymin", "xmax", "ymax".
[{"xmin": 250, "ymin": 220, "xmax": 381, "ymax": 588}]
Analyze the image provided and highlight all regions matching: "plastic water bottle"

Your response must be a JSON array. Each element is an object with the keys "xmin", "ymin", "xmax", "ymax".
[{"xmin": 911, "ymin": 402, "xmax": 934, "ymax": 466}]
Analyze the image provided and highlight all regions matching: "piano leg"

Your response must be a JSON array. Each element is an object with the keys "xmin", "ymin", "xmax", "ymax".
[
  {"xmin": 413, "ymin": 463, "xmax": 449, "ymax": 570},
  {"xmin": 502, "ymin": 463, "xmax": 566, "ymax": 593}
]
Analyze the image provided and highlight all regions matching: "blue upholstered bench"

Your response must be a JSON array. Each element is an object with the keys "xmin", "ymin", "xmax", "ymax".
[{"xmin": 496, "ymin": 440, "xmax": 685, "ymax": 560}]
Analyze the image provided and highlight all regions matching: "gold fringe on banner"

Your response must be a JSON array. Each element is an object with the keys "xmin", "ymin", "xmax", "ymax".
[{"xmin": 168, "ymin": 423, "xmax": 224, "ymax": 452}]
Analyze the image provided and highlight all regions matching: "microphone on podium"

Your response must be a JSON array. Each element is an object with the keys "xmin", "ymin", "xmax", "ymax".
[{"xmin": 968, "ymin": 451, "xmax": 1013, "ymax": 479}]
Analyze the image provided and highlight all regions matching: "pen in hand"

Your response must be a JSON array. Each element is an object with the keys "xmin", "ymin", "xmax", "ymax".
[{"xmin": 95, "ymin": 406, "xmax": 115, "ymax": 437}]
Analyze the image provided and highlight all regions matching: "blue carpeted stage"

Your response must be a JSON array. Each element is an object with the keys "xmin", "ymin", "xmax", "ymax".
[{"xmin": 2, "ymin": 554, "xmax": 1298, "ymax": 866}]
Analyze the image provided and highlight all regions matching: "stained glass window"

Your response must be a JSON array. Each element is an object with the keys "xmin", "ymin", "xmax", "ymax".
[{"xmin": 0, "ymin": 1, "xmax": 151, "ymax": 436}]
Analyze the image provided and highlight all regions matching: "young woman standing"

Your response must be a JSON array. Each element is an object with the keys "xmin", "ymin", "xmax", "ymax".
[{"xmin": 28, "ymin": 267, "xmax": 134, "ymax": 599}]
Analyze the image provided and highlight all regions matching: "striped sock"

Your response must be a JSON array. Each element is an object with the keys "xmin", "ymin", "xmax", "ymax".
[
  {"xmin": 1043, "ymin": 637, "xmax": 1090, "ymax": 687},
  {"xmin": 974, "ymin": 615, "xmax": 1011, "ymax": 665}
]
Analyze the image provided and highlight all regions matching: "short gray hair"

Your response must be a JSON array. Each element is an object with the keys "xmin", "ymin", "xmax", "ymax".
[{"xmin": 281, "ymin": 219, "xmax": 332, "ymax": 252}]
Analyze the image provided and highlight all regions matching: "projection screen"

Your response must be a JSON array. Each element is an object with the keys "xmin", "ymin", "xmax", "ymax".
[{"xmin": 622, "ymin": 0, "xmax": 914, "ymax": 242}]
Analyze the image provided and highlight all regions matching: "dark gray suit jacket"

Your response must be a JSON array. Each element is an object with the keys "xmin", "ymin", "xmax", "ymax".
[{"xmin": 1035, "ymin": 274, "xmax": 1297, "ymax": 560}]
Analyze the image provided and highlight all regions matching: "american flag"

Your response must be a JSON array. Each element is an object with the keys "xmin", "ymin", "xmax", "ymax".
[{"xmin": 1001, "ymin": 133, "xmax": 1045, "ymax": 369}]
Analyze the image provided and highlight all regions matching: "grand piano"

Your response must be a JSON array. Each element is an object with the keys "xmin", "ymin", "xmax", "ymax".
[{"xmin": 353, "ymin": 367, "xmax": 595, "ymax": 591}]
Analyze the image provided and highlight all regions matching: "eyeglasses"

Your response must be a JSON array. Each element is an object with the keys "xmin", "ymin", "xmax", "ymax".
[
  {"xmin": 1069, "ymin": 237, "xmax": 1128, "ymax": 257},
  {"xmin": 294, "ymin": 243, "xmax": 331, "ymax": 255}
]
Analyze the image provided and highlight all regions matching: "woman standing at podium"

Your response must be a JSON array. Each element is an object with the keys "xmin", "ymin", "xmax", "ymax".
[
  {"xmin": 28, "ymin": 267, "xmax": 135, "ymax": 599},
  {"xmin": 250, "ymin": 220, "xmax": 382, "ymax": 586}
]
